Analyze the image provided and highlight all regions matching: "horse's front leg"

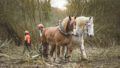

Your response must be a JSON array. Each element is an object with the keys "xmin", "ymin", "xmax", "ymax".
[
  {"xmin": 55, "ymin": 43, "xmax": 61, "ymax": 63},
  {"xmin": 50, "ymin": 45, "xmax": 56, "ymax": 62},
  {"xmin": 60, "ymin": 46, "xmax": 67, "ymax": 60},
  {"xmin": 80, "ymin": 35, "xmax": 87, "ymax": 60},
  {"xmin": 65, "ymin": 42, "xmax": 72, "ymax": 61}
]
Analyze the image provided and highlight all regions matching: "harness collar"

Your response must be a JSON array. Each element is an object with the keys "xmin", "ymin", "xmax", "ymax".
[{"xmin": 58, "ymin": 21, "xmax": 73, "ymax": 36}]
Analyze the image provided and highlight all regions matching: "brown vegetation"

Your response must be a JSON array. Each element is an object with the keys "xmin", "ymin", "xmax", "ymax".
[{"xmin": 0, "ymin": 0, "xmax": 120, "ymax": 68}]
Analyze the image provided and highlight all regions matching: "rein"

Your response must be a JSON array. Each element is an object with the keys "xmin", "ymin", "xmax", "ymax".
[
  {"xmin": 85, "ymin": 20, "xmax": 91, "ymax": 34},
  {"xmin": 58, "ymin": 21, "xmax": 73, "ymax": 36}
]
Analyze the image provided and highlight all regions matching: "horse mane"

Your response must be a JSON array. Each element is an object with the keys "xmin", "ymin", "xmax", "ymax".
[
  {"xmin": 61, "ymin": 17, "xmax": 70, "ymax": 32},
  {"xmin": 75, "ymin": 16, "xmax": 89, "ymax": 27}
]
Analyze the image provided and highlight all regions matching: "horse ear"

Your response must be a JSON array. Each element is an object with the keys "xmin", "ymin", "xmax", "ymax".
[
  {"xmin": 89, "ymin": 16, "xmax": 93, "ymax": 23},
  {"xmin": 69, "ymin": 16, "xmax": 71, "ymax": 21},
  {"xmin": 89, "ymin": 16, "xmax": 92, "ymax": 20},
  {"xmin": 74, "ymin": 16, "xmax": 77, "ymax": 19}
]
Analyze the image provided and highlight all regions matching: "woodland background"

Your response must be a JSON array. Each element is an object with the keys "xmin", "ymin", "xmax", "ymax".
[
  {"xmin": 0, "ymin": 0, "xmax": 120, "ymax": 47},
  {"xmin": 0, "ymin": 0, "xmax": 120, "ymax": 68}
]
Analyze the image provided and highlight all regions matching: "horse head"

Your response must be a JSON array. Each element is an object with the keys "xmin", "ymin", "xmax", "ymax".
[
  {"xmin": 86, "ymin": 16, "xmax": 94, "ymax": 37},
  {"xmin": 74, "ymin": 16, "xmax": 94, "ymax": 37},
  {"xmin": 61, "ymin": 16, "xmax": 76, "ymax": 34}
]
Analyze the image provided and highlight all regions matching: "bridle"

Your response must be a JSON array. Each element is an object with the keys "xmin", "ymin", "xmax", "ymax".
[
  {"xmin": 81, "ymin": 20, "xmax": 91, "ymax": 36},
  {"xmin": 85, "ymin": 21, "xmax": 90, "ymax": 34}
]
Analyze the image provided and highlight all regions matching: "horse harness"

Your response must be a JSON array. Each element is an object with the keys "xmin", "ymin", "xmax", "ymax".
[{"xmin": 58, "ymin": 20, "xmax": 73, "ymax": 36}]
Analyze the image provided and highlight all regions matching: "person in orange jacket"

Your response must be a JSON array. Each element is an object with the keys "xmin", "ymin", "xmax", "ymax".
[{"xmin": 23, "ymin": 30, "xmax": 31, "ymax": 55}]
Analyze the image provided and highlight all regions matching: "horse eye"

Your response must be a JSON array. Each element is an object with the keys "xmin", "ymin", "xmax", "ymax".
[{"xmin": 88, "ymin": 23, "xmax": 91, "ymax": 25}]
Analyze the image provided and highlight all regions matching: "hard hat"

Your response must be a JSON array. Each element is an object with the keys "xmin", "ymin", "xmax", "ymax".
[
  {"xmin": 37, "ymin": 24, "xmax": 44, "ymax": 29},
  {"xmin": 24, "ymin": 30, "xmax": 29, "ymax": 34}
]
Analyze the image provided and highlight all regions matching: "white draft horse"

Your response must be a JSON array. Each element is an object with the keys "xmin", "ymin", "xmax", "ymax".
[{"xmin": 74, "ymin": 16, "xmax": 94, "ymax": 60}]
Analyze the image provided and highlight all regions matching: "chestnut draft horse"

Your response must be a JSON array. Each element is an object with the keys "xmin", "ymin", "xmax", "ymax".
[
  {"xmin": 60, "ymin": 16, "xmax": 94, "ymax": 61},
  {"xmin": 41, "ymin": 16, "xmax": 76, "ymax": 62}
]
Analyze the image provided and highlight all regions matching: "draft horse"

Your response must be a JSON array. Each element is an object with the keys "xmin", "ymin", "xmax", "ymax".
[
  {"xmin": 40, "ymin": 16, "xmax": 76, "ymax": 62},
  {"xmin": 74, "ymin": 16, "xmax": 94, "ymax": 60}
]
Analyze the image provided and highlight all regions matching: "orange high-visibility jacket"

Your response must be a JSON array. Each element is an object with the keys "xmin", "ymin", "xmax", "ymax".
[{"xmin": 24, "ymin": 35, "xmax": 31, "ymax": 44}]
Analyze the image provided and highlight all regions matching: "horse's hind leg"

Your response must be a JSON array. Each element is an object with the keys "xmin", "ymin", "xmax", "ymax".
[
  {"xmin": 39, "ymin": 43, "xmax": 42, "ymax": 57},
  {"xmin": 42, "ymin": 43, "xmax": 48, "ymax": 59}
]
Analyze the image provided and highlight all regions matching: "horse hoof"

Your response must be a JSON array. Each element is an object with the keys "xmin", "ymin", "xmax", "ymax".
[
  {"xmin": 50, "ymin": 57, "xmax": 54, "ymax": 63},
  {"xmin": 81, "ymin": 58, "xmax": 88, "ymax": 61},
  {"xmin": 55, "ymin": 58, "xmax": 61, "ymax": 63},
  {"xmin": 65, "ymin": 58, "xmax": 69, "ymax": 62}
]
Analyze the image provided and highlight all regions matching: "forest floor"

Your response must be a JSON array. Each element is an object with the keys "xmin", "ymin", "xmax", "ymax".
[{"xmin": 0, "ymin": 43, "xmax": 120, "ymax": 68}]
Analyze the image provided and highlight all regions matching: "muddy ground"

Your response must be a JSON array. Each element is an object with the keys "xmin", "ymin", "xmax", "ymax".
[{"xmin": 0, "ymin": 44, "xmax": 120, "ymax": 68}]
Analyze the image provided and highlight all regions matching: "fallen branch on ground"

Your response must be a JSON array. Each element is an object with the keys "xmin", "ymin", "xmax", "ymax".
[{"xmin": 0, "ymin": 53, "xmax": 9, "ymax": 58}]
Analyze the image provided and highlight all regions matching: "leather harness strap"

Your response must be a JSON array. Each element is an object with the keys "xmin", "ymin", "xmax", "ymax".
[{"xmin": 58, "ymin": 21, "xmax": 73, "ymax": 36}]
